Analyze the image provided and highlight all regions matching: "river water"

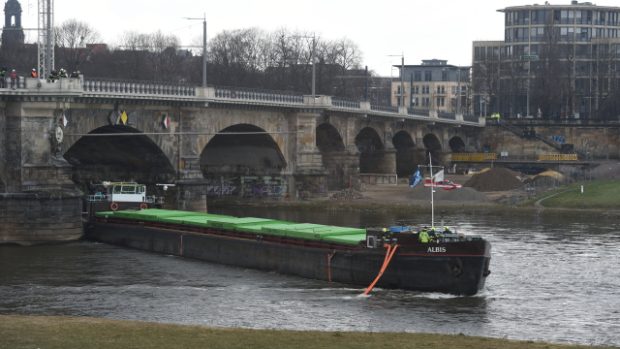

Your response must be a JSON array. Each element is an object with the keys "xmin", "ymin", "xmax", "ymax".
[{"xmin": 1, "ymin": 206, "xmax": 619, "ymax": 346}]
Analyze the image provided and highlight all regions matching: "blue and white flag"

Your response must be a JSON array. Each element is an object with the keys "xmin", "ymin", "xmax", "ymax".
[{"xmin": 409, "ymin": 168, "xmax": 422, "ymax": 188}]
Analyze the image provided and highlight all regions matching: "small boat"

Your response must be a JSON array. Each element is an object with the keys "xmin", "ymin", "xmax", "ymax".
[{"xmin": 85, "ymin": 181, "xmax": 163, "ymax": 214}]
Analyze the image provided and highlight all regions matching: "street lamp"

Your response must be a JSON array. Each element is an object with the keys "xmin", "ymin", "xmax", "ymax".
[
  {"xmin": 389, "ymin": 54, "xmax": 405, "ymax": 107},
  {"xmin": 185, "ymin": 14, "xmax": 207, "ymax": 87},
  {"xmin": 290, "ymin": 34, "xmax": 317, "ymax": 99}
]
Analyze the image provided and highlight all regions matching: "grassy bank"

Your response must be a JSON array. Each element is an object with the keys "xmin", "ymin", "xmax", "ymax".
[
  {"xmin": 535, "ymin": 180, "xmax": 620, "ymax": 209},
  {"xmin": 0, "ymin": 315, "xmax": 615, "ymax": 349}
]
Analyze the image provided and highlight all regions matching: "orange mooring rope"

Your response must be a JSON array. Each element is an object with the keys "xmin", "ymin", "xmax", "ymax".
[{"xmin": 363, "ymin": 244, "xmax": 399, "ymax": 295}]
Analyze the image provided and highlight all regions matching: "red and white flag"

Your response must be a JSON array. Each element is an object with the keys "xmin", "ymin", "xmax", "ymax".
[
  {"xmin": 162, "ymin": 114, "xmax": 171, "ymax": 129},
  {"xmin": 432, "ymin": 170, "xmax": 444, "ymax": 183}
]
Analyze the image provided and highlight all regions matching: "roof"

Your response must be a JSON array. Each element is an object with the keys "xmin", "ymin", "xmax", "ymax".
[
  {"xmin": 498, "ymin": 2, "xmax": 620, "ymax": 12},
  {"xmin": 392, "ymin": 64, "xmax": 470, "ymax": 69}
]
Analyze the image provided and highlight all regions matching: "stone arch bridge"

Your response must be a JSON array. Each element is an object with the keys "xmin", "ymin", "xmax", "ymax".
[{"xmin": 0, "ymin": 77, "xmax": 483, "ymax": 244}]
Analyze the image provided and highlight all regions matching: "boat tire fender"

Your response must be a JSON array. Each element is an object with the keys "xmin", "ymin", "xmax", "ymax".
[
  {"xmin": 139, "ymin": 203, "xmax": 148, "ymax": 210},
  {"xmin": 110, "ymin": 202, "xmax": 119, "ymax": 211}
]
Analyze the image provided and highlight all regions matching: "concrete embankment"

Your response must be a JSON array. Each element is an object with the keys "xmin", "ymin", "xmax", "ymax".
[{"xmin": 0, "ymin": 191, "xmax": 83, "ymax": 245}]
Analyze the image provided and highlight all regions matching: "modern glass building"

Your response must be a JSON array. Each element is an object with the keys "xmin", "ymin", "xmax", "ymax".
[{"xmin": 473, "ymin": 1, "xmax": 620, "ymax": 120}]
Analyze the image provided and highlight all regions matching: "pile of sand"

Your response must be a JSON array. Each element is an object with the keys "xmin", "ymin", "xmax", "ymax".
[
  {"xmin": 464, "ymin": 167, "xmax": 523, "ymax": 192},
  {"xmin": 526, "ymin": 170, "xmax": 566, "ymax": 187}
]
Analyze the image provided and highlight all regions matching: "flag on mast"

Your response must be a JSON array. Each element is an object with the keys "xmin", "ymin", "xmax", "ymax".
[
  {"xmin": 432, "ymin": 169, "xmax": 444, "ymax": 183},
  {"xmin": 409, "ymin": 168, "xmax": 422, "ymax": 188}
]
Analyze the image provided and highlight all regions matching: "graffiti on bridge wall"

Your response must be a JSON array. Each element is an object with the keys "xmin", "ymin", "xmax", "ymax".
[{"xmin": 205, "ymin": 176, "xmax": 288, "ymax": 198}]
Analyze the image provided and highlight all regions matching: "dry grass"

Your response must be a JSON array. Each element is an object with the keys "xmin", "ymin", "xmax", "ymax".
[{"xmin": 0, "ymin": 315, "xmax": 615, "ymax": 349}]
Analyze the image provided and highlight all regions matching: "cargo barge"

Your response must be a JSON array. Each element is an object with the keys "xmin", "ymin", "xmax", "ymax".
[{"xmin": 86, "ymin": 209, "xmax": 491, "ymax": 295}]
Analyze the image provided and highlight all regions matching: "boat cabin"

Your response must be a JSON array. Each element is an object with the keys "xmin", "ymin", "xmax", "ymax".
[{"xmin": 106, "ymin": 182, "xmax": 147, "ymax": 203}]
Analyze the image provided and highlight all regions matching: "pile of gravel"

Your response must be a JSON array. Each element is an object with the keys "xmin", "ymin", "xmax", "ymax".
[{"xmin": 464, "ymin": 167, "xmax": 523, "ymax": 192}]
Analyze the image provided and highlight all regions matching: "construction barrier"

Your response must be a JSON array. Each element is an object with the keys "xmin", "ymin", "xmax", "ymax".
[
  {"xmin": 537, "ymin": 153, "xmax": 578, "ymax": 161},
  {"xmin": 451, "ymin": 153, "xmax": 498, "ymax": 162}
]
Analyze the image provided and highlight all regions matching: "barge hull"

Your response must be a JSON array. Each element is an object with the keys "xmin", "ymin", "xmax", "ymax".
[{"xmin": 87, "ymin": 222, "xmax": 489, "ymax": 295}]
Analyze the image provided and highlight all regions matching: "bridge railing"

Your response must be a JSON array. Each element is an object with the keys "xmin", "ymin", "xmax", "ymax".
[
  {"xmin": 332, "ymin": 97, "xmax": 361, "ymax": 109},
  {"xmin": 83, "ymin": 78, "xmax": 196, "ymax": 97},
  {"xmin": 451, "ymin": 153, "xmax": 498, "ymax": 162},
  {"xmin": 407, "ymin": 108, "xmax": 430, "ymax": 116},
  {"xmin": 438, "ymin": 111, "xmax": 456, "ymax": 120},
  {"xmin": 537, "ymin": 153, "xmax": 579, "ymax": 161},
  {"xmin": 214, "ymin": 86, "xmax": 304, "ymax": 104},
  {"xmin": 371, "ymin": 104, "xmax": 398, "ymax": 113},
  {"xmin": 463, "ymin": 114, "xmax": 479, "ymax": 122}
]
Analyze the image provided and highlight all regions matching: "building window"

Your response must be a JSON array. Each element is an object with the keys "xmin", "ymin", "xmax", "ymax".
[
  {"xmin": 424, "ymin": 71, "xmax": 432, "ymax": 81},
  {"xmin": 414, "ymin": 71, "xmax": 421, "ymax": 81},
  {"xmin": 436, "ymin": 97, "xmax": 445, "ymax": 107}
]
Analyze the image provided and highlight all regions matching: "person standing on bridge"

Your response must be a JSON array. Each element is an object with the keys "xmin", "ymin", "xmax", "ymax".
[
  {"xmin": 30, "ymin": 68, "xmax": 38, "ymax": 78},
  {"xmin": 491, "ymin": 112, "xmax": 501, "ymax": 124},
  {"xmin": 9, "ymin": 69, "xmax": 17, "ymax": 89},
  {"xmin": 48, "ymin": 70, "xmax": 58, "ymax": 82},
  {"xmin": 0, "ymin": 67, "xmax": 6, "ymax": 88}
]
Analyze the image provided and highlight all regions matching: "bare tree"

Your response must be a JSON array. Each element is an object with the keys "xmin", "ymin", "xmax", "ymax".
[
  {"xmin": 112, "ymin": 31, "xmax": 180, "ymax": 81},
  {"xmin": 54, "ymin": 19, "xmax": 101, "ymax": 72}
]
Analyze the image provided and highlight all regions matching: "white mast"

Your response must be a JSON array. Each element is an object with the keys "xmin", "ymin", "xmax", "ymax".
[{"xmin": 429, "ymin": 153, "xmax": 434, "ymax": 228}]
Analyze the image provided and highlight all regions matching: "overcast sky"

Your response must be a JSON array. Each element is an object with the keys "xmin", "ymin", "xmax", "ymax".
[{"xmin": 16, "ymin": 0, "xmax": 619, "ymax": 76}]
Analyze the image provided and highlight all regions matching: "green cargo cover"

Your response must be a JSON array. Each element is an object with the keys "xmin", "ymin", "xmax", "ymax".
[{"xmin": 96, "ymin": 209, "xmax": 367, "ymax": 246}]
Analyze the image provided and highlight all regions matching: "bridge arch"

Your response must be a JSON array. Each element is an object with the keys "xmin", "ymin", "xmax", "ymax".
[
  {"xmin": 316, "ymin": 123, "xmax": 345, "ymax": 152},
  {"xmin": 200, "ymin": 123, "xmax": 286, "ymax": 175},
  {"xmin": 199, "ymin": 124, "xmax": 287, "ymax": 197},
  {"xmin": 423, "ymin": 133, "xmax": 443, "ymax": 165},
  {"xmin": 355, "ymin": 126, "xmax": 386, "ymax": 173},
  {"xmin": 63, "ymin": 125, "xmax": 176, "ymax": 191},
  {"xmin": 392, "ymin": 130, "xmax": 417, "ymax": 177},
  {"xmin": 449, "ymin": 136, "xmax": 466, "ymax": 152}
]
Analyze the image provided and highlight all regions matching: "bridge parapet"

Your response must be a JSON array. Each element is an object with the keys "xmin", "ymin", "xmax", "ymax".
[
  {"xmin": 1, "ymin": 77, "xmax": 484, "ymax": 127},
  {"xmin": 215, "ymin": 86, "xmax": 304, "ymax": 105},
  {"xmin": 332, "ymin": 97, "xmax": 361, "ymax": 110},
  {"xmin": 408, "ymin": 107, "xmax": 430, "ymax": 116},
  {"xmin": 83, "ymin": 78, "xmax": 196, "ymax": 97},
  {"xmin": 371, "ymin": 104, "xmax": 398, "ymax": 113}
]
